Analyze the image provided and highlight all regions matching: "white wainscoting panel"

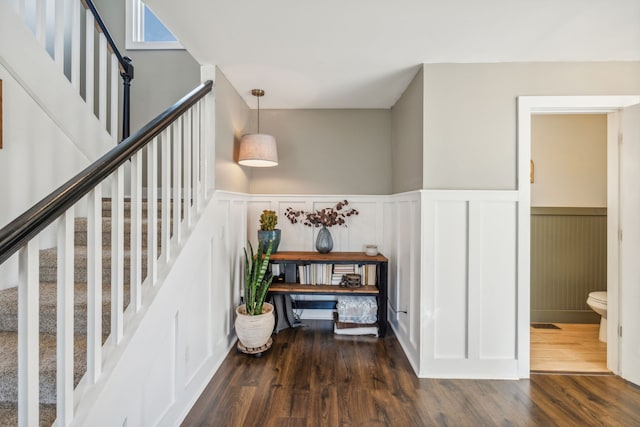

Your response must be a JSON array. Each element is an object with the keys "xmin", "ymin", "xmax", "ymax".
[
  {"xmin": 421, "ymin": 191, "xmax": 519, "ymax": 379},
  {"xmin": 243, "ymin": 195, "xmax": 388, "ymax": 320},
  {"xmin": 384, "ymin": 192, "xmax": 422, "ymax": 373}
]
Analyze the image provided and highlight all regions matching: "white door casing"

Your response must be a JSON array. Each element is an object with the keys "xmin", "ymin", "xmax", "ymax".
[
  {"xmin": 518, "ymin": 96, "xmax": 640, "ymax": 379},
  {"xmin": 619, "ymin": 104, "xmax": 640, "ymax": 386}
]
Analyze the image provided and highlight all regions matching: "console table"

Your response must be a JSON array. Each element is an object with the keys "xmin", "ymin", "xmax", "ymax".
[{"xmin": 268, "ymin": 251, "xmax": 388, "ymax": 337}]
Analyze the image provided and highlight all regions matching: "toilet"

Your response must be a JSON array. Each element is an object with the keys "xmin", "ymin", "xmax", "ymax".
[{"xmin": 587, "ymin": 291, "xmax": 607, "ymax": 342}]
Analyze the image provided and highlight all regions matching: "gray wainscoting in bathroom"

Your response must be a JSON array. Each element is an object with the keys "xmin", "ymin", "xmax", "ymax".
[{"xmin": 531, "ymin": 207, "xmax": 606, "ymax": 323}]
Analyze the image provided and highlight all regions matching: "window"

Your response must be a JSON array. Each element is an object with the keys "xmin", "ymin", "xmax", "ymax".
[{"xmin": 126, "ymin": 0, "xmax": 183, "ymax": 50}]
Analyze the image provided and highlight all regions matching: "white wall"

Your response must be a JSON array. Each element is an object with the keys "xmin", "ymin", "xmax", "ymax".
[
  {"xmin": 0, "ymin": 66, "xmax": 87, "ymax": 289},
  {"xmin": 391, "ymin": 67, "xmax": 424, "ymax": 193},
  {"xmin": 248, "ymin": 109, "xmax": 392, "ymax": 195},
  {"xmin": 531, "ymin": 114, "xmax": 607, "ymax": 207},
  {"xmin": 422, "ymin": 62, "xmax": 640, "ymax": 190}
]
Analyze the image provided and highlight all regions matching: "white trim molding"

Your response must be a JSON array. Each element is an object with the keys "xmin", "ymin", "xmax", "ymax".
[{"xmin": 125, "ymin": 0, "xmax": 183, "ymax": 50}]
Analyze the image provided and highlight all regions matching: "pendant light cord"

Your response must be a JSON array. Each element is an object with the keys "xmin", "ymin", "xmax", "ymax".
[{"xmin": 257, "ymin": 94, "xmax": 260, "ymax": 133}]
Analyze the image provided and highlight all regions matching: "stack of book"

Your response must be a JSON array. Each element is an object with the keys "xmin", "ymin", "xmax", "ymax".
[{"xmin": 293, "ymin": 264, "xmax": 378, "ymax": 286}]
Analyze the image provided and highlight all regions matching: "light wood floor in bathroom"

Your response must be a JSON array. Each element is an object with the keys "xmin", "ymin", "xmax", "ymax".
[{"xmin": 530, "ymin": 323, "xmax": 608, "ymax": 373}]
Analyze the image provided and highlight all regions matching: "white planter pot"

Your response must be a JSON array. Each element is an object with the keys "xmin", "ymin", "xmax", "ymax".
[{"xmin": 235, "ymin": 302, "xmax": 275, "ymax": 349}]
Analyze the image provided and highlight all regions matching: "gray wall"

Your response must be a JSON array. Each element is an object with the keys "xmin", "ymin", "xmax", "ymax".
[
  {"xmin": 214, "ymin": 68, "xmax": 251, "ymax": 193},
  {"xmin": 531, "ymin": 114, "xmax": 607, "ymax": 207},
  {"xmin": 422, "ymin": 62, "xmax": 640, "ymax": 190},
  {"xmin": 531, "ymin": 207, "xmax": 606, "ymax": 323},
  {"xmin": 391, "ymin": 67, "xmax": 423, "ymax": 193},
  {"xmin": 93, "ymin": 0, "xmax": 201, "ymax": 134},
  {"xmin": 248, "ymin": 109, "xmax": 392, "ymax": 195}
]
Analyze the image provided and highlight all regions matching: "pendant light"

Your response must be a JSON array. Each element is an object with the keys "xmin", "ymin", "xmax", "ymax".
[{"xmin": 238, "ymin": 89, "xmax": 278, "ymax": 167}]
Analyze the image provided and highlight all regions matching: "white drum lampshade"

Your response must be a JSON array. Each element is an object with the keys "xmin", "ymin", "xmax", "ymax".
[{"xmin": 238, "ymin": 133, "xmax": 278, "ymax": 167}]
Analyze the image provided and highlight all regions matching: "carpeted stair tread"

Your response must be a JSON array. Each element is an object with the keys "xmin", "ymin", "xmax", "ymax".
[
  {"xmin": 0, "ymin": 282, "xmax": 130, "ymax": 335},
  {"xmin": 0, "ymin": 402, "xmax": 56, "ymax": 426},
  {"xmin": 0, "ymin": 332, "xmax": 86, "ymax": 405},
  {"xmin": 0, "ymin": 199, "xmax": 169, "ymax": 421}
]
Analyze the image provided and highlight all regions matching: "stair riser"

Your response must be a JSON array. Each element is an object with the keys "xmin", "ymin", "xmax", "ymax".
[
  {"xmin": 39, "ymin": 263, "xmax": 149, "ymax": 284},
  {"xmin": 101, "ymin": 202, "xmax": 183, "ymax": 219},
  {"xmin": 74, "ymin": 228, "xmax": 163, "ymax": 248}
]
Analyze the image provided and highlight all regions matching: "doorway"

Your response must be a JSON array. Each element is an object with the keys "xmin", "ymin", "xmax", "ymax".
[
  {"xmin": 529, "ymin": 113, "xmax": 608, "ymax": 373},
  {"xmin": 517, "ymin": 96, "xmax": 640, "ymax": 381}
]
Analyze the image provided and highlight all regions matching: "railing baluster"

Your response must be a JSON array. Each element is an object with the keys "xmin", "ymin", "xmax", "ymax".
[
  {"xmin": 85, "ymin": 9, "xmax": 94, "ymax": 113},
  {"xmin": 183, "ymin": 111, "xmax": 192, "ymax": 227},
  {"xmin": 86, "ymin": 187, "xmax": 102, "ymax": 384},
  {"xmin": 57, "ymin": 209, "xmax": 75, "ymax": 426},
  {"xmin": 18, "ymin": 240, "xmax": 39, "ymax": 427},
  {"xmin": 203, "ymin": 93, "xmax": 213, "ymax": 196},
  {"xmin": 35, "ymin": 0, "xmax": 46, "ymax": 46},
  {"xmin": 192, "ymin": 102, "xmax": 201, "ymax": 212},
  {"xmin": 131, "ymin": 151, "xmax": 143, "ymax": 312},
  {"xmin": 16, "ymin": 0, "xmax": 25, "ymax": 18},
  {"xmin": 161, "ymin": 128, "xmax": 172, "ymax": 263},
  {"xmin": 173, "ymin": 119, "xmax": 183, "ymax": 244},
  {"xmin": 111, "ymin": 168, "xmax": 124, "ymax": 343},
  {"xmin": 147, "ymin": 138, "xmax": 158, "ymax": 286},
  {"xmin": 71, "ymin": 0, "xmax": 81, "ymax": 91},
  {"xmin": 54, "ymin": 0, "xmax": 65, "ymax": 70},
  {"xmin": 98, "ymin": 33, "xmax": 108, "ymax": 128},
  {"xmin": 110, "ymin": 54, "xmax": 118, "ymax": 138}
]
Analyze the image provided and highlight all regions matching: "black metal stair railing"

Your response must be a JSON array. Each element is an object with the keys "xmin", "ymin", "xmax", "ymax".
[
  {"xmin": 0, "ymin": 80, "xmax": 213, "ymax": 265},
  {"xmin": 82, "ymin": 0, "xmax": 134, "ymax": 140}
]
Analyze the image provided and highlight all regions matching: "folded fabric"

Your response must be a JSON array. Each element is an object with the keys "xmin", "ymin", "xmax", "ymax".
[{"xmin": 336, "ymin": 296, "xmax": 378, "ymax": 324}]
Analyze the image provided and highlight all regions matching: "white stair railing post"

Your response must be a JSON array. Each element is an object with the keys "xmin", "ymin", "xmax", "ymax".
[
  {"xmin": 57, "ymin": 209, "xmax": 75, "ymax": 426},
  {"xmin": 35, "ymin": 0, "xmax": 46, "ymax": 46},
  {"xmin": 183, "ymin": 111, "xmax": 192, "ymax": 227},
  {"xmin": 147, "ymin": 138, "xmax": 159, "ymax": 286},
  {"xmin": 161, "ymin": 128, "xmax": 172, "ymax": 263},
  {"xmin": 131, "ymin": 151, "xmax": 143, "ymax": 312},
  {"xmin": 192, "ymin": 102, "xmax": 201, "ymax": 212},
  {"xmin": 86, "ymin": 187, "xmax": 103, "ymax": 384},
  {"xmin": 70, "ymin": 0, "xmax": 81, "ymax": 90},
  {"xmin": 98, "ymin": 33, "xmax": 108, "ymax": 128},
  {"xmin": 54, "ymin": 0, "xmax": 65, "ymax": 70},
  {"xmin": 18, "ymin": 240, "xmax": 39, "ymax": 427},
  {"xmin": 172, "ymin": 120, "xmax": 183, "ymax": 244},
  {"xmin": 111, "ymin": 167, "xmax": 125, "ymax": 343},
  {"xmin": 110, "ymin": 55, "xmax": 119, "ymax": 138},
  {"xmin": 84, "ymin": 9, "xmax": 94, "ymax": 113}
]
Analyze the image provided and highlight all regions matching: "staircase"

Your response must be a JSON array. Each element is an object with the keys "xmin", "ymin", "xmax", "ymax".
[{"xmin": 0, "ymin": 199, "xmax": 163, "ymax": 426}]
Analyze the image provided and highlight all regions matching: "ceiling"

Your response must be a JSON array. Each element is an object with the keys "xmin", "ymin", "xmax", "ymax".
[{"xmin": 145, "ymin": 0, "xmax": 640, "ymax": 109}]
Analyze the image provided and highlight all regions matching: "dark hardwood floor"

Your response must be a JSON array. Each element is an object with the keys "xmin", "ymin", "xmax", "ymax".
[{"xmin": 182, "ymin": 320, "xmax": 640, "ymax": 426}]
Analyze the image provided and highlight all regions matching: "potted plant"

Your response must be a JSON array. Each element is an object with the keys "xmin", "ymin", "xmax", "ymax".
[
  {"xmin": 285, "ymin": 200, "xmax": 359, "ymax": 253},
  {"xmin": 235, "ymin": 240, "xmax": 275, "ymax": 354},
  {"xmin": 257, "ymin": 209, "xmax": 281, "ymax": 253}
]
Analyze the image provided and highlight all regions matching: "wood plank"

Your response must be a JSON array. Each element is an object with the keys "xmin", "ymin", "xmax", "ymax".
[
  {"xmin": 182, "ymin": 320, "xmax": 640, "ymax": 426},
  {"xmin": 270, "ymin": 283, "xmax": 379, "ymax": 295},
  {"xmin": 530, "ymin": 323, "xmax": 607, "ymax": 373},
  {"xmin": 270, "ymin": 251, "xmax": 387, "ymax": 263}
]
